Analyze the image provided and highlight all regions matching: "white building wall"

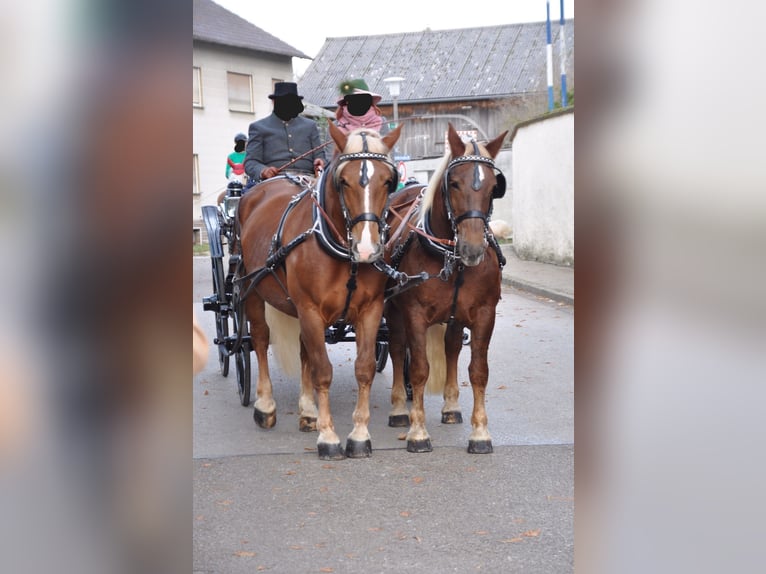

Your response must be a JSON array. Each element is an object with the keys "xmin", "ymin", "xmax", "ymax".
[
  {"xmin": 511, "ymin": 111, "xmax": 574, "ymax": 265},
  {"xmin": 193, "ymin": 43, "xmax": 293, "ymax": 220}
]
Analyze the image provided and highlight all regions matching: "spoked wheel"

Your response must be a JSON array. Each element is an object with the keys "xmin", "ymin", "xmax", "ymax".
[
  {"xmin": 231, "ymin": 281, "xmax": 251, "ymax": 406},
  {"xmin": 403, "ymin": 348, "xmax": 413, "ymax": 401},
  {"xmin": 375, "ymin": 341, "xmax": 389, "ymax": 373},
  {"xmin": 210, "ymin": 256, "xmax": 230, "ymax": 377}
]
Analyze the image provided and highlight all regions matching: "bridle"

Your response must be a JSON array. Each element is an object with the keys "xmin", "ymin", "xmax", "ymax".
[
  {"xmin": 332, "ymin": 131, "xmax": 398, "ymax": 244},
  {"xmin": 441, "ymin": 140, "xmax": 507, "ymax": 236}
]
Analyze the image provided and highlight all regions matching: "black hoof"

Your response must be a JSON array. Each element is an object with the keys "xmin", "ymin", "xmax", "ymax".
[
  {"xmin": 299, "ymin": 416, "xmax": 317, "ymax": 432},
  {"xmin": 253, "ymin": 408, "xmax": 276, "ymax": 429},
  {"xmin": 406, "ymin": 438, "xmax": 433, "ymax": 453},
  {"xmin": 441, "ymin": 411, "xmax": 463, "ymax": 424},
  {"xmin": 467, "ymin": 439, "xmax": 493, "ymax": 454},
  {"xmin": 345, "ymin": 439, "xmax": 372, "ymax": 458},
  {"xmin": 317, "ymin": 442, "xmax": 346, "ymax": 460},
  {"xmin": 388, "ymin": 414, "xmax": 410, "ymax": 427}
]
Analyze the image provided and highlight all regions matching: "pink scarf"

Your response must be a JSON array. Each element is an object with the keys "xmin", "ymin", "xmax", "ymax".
[{"xmin": 336, "ymin": 108, "xmax": 384, "ymax": 134}]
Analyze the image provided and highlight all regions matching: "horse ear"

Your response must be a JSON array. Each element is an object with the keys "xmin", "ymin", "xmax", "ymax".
[
  {"xmin": 329, "ymin": 121, "xmax": 347, "ymax": 151},
  {"xmin": 485, "ymin": 130, "xmax": 509, "ymax": 159},
  {"xmin": 382, "ymin": 122, "xmax": 403, "ymax": 151},
  {"xmin": 446, "ymin": 122, "xmax": 466, "ymax": 157}
]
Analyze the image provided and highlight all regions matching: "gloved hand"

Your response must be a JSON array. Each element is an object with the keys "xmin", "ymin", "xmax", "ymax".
[{"xmin": 261, "ymin": 166, "xmax": 279, "ymax": 179}]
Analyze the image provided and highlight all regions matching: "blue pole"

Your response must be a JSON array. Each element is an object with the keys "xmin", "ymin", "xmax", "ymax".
[
  {"xmin": 546, "ymin": 1, "xmax": 554, "ymax": 110},
  {"xmin": 560, "ymin": 0, "xmax": 568, "ymax": 107}
]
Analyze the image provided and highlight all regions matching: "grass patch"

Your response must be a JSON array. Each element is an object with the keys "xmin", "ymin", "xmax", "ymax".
[{"xmin": 193, "ymin": 243, "xmax": 210, "ymax": 256}]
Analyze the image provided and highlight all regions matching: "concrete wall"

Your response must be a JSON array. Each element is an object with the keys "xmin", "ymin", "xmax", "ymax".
[
  {"xmin": 193, "ymin": 43, "xmax": 293, "ymax": 220},
  {"xmin": 510, "ymin": 109, "xmax": 573, "ymax": 265}
]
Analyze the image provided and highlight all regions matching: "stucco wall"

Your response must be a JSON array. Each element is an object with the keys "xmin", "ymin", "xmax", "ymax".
[
  {"xmin": 193, "ymin": 43, "xmax": 293, "ymax": 219},
  {"xmin": 511, "ymin": 110, "xmax": 573, "ymax": 265}
]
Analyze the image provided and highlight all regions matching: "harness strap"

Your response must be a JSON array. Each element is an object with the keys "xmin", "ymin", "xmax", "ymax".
[{"xmin": 448, "ymin": 264, "xmax": 466, "ymax": 324}]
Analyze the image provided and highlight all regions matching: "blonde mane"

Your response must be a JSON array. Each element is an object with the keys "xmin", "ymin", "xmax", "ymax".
[{"xmin": 418, "ymin": 138, "xmax": 491, "ymax": 225}]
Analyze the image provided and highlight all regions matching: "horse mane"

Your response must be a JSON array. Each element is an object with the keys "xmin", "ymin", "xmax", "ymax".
[
  {"xmin": 344, "ymin": 127, "xmax": 390, "ymax": 153},
  {"xmin": 418, "ymin": 139, "xmax": 492, "ymax": 225},
  {"xmin": 335, "ymin": 128, "xmax": 392, "ymax": 173}
]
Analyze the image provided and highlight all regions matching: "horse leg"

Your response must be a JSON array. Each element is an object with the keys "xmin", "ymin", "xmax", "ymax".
[
  {"xmin": 300, "ymin": 314, "xmax": 344, "ymax": 460},
  {"xmin": 386, "ymin": 305, "xmax": 410, "ymax": 427},
  {"xmin": 404, "ymin": 319, "xmax": 433, "ymax": 453},
  {"xmin": 345, "ymin": 305, "xmax": 383, "ymax": 458},
  {"xmin": 298, "ymin": 340, "xmax": 317, "ymax": 432},
  {"xmin": 248, "ymin": 298, "xmax": 277, "ymax": 429},
  {"xmin": 466, "ymin": 312, "xmax": 496, "ymax": 454},
  {"xmin": 441, "ymin": 321, "xmax": 464, "ymax": 424}
]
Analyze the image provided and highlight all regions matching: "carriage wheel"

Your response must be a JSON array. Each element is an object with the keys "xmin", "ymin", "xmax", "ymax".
[
  {"xmin": 403, "ymin": 348, "xmax": 413, "ymax": 401},
  {"xmin": 231, "ymin": 279, "xmax": 251, "ymax": 406},
  {"xmin": 210, "ymin": 256, "xmax": 230, "ymax": 377},
  {"xmin": 235, "ymin": 342, "xmax": 251, "ymax": 407},
  {"xmin": 375, "ymin": 341, "xmax": 389, "ymax": 373}
]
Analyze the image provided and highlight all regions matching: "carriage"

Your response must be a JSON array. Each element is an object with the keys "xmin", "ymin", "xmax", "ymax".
[{"xmin": 201, "ymin": 122, "xmax": 508, "ymax": 458}]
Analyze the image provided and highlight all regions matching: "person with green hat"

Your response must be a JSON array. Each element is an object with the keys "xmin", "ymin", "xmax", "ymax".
[{"xmin": 335, "ymin": 78, "xmax": 388, "ymax": 135}]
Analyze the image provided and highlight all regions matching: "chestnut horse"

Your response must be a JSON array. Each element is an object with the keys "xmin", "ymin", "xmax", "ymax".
[
  {"xmin": 236, "ymin": 122, "xmax": 402, "ymax": 460},
  {"xmin": 385, "ymin": 123, "xmax": 508, "ymax": 453}
]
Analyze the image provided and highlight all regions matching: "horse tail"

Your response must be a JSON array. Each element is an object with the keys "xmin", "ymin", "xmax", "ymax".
[
  {"xmin": 425, "ymin": 323, "xmax": 447, "ymax": 395},
  {"xmin": 264, "ymin": 304, "xmax": 301, "ymax": 379}
]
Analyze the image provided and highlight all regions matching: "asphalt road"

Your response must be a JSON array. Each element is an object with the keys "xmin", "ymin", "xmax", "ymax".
[{"xmin": 193, "ymin": 255, "xmax": 573, "ymax": 574}]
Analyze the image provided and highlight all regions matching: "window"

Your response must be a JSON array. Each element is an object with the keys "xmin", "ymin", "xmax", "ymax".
[
  {"xmin": 193, "ymin": 154, "xmax": 200, "ymax": 196},
  {"xmin": 227, "ymin": 72, "xmax": 253, "ymax": 113},
  {"xmin": 193, "ymin": 66, "xmax": 203, "ymax": 107}
]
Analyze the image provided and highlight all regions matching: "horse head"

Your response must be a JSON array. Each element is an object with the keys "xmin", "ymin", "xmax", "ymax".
[
  {"xmin": 328, "ymin": 122, "xmax": 403, "ymax": 263},
  {"xmin": 443, "ymin": 123, "xmax": 508, "ymax": 267}
]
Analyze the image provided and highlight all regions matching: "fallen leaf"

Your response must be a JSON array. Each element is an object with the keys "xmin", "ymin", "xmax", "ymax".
[
  {"xmin": 320, "ymin": 568, "xmax": 334, "ymax": 573},
  {"xmin": 522, "ymin": 529, "xmax": 541, "ymax": 537},
  {"xmin": 285, "ymin": 470, "xmax": 296, "ymax": 476},
  {"xmin": 202, "ymin": 463, "xmax": 212, "ymax": 467},
  {"xmin": 502, "ymin": 538, "xmax": 524, "ymax": 543},
  {"xmin": 400, "ymin": 511, "xmax": 410, "ymax": 517},
  {"xmin": 412, "ymin": 476, "xmax": 425, "ymax": 484},
  {"xmin": 304, "ymin": 447, "xmax": 315, "ymax": 451},
  {"xmin": 367, "ymin": 527, "xmax": 382, "ymax": 532},
  {"xmin": 216, "ymin": 499, "xmax": 232, "ymax": 506},
  {"xmin": 203, "ymin": 390, "xmax": 209, "ymax": 395},
  {"xmin": 289, "ymin": 545, "xmax": 303, "ymax": 550},
  {"xmin": 321, "ymin": 464, "xmax": 334, "ymax": 469},
  {"xmin": 497, "ymin": 385, "xmax": 507, "ymax": 390},
  {"xmin": 234, "ymin": 551, "xmax": 256, "ymax": 557},
  {"xmin": 475, "ymin": 530, "xmax": 489, "ymax": 535}
]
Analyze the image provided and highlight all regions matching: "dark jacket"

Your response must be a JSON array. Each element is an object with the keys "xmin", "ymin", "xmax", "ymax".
[{"xmin": 244, "ymin": 113, "xmax": 326, "ymax": 181}]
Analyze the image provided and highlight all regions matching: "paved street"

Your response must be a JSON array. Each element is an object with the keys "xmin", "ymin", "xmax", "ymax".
[{"xmin": 193, "ymin": 255, "xmax": 573, "ymax": 573}]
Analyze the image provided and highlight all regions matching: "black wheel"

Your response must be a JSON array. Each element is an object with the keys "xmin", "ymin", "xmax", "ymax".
[
  {"xmin": 231, "ymin": 278, "xmax": 251, "ymax": 406},
  {"xmin": 375, "ymin": 341, "xmax": 389, "ymax": 372},
  {"xmin": 403, "ymin": 348, "xmax": 413, "ymax": 401},
  {"xmin": 235, "ymin": 342, "xmax": 251, "ymax": 406},
  {"xmin": 211, "ymin": 255, "xmax": 230, "ymax": 377}
]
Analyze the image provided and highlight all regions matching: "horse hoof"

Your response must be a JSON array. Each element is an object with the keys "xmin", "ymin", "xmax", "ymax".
[
  {"xmin": 345, "ymin": 439, "xmax": 372, "ymax": 458},
  {"xmin": 317, "ymin": 442, "xmax": 346, "ymax": 460},
  {"xmin": 467, "ymin": 439, "xmax": 493, "ymax": 454},
  {"xmin": 299, "ymin": 416, "xmax": 317, "ymax": 432},
  {"xmin": 441, "ymin": 411, "xmax": 463, "ymax": 424},
  {"xmin": 253, "ymin": 408, "xmax": 276, "ymax": 429},
  {"xmin": 406, "ymin": 438, "xmax": 433, "ymax": 453},
  {"xmin": 388, "ymin": 414, "xmax": 410, "ymax": 427}
]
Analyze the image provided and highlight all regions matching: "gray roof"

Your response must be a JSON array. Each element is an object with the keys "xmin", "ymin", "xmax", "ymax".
[
  {"xmin": 299, "ymin": 20, "xmax": 573, "ymax": 107},
  {"xmin": 193, "ymin": 0, "xmax": 309, "ymax": 59}
]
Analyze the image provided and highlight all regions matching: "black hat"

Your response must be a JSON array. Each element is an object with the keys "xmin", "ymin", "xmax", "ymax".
[{"xmin": 269, "ymin": 82, "xmax": 303, "ymax": 100}]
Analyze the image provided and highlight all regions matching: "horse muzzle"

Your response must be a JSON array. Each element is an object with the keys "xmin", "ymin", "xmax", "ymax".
[{"xmin": 457, "ymin": 237, "xmax": 487, "ymax": 267}]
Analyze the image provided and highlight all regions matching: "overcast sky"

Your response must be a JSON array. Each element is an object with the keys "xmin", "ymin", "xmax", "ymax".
[{"xmin": 213, "ymin": 0, "xmax": 574, "ymax": 76}]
